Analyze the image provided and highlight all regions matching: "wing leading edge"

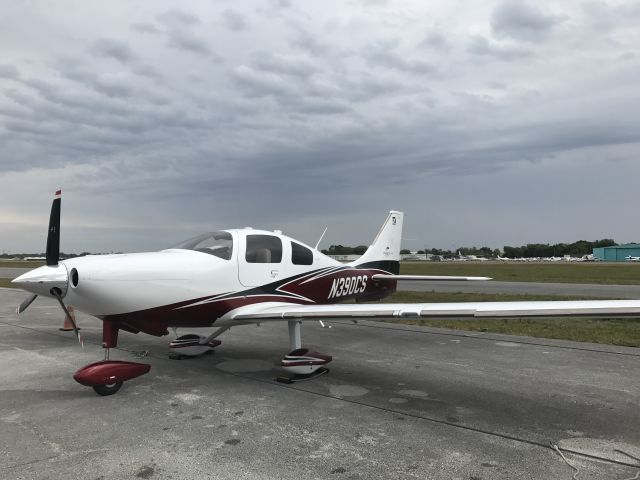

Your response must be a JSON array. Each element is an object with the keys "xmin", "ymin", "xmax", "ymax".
[{"xmin": 226, "ymin": 300, "xmax": 640, "ymax": 323}]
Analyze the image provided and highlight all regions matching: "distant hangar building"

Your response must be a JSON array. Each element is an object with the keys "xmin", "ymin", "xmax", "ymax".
[{"xmin": 593, "ymin": 244, "xmax": 640, "ymax": 262}]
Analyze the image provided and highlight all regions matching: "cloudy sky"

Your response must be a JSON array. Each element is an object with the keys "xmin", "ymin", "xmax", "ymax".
[{"xmin": 1, "ymin": 0, "xmax": 639, "ymax": 254}]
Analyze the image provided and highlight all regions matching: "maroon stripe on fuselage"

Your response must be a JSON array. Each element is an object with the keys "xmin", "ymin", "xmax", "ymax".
[{"xmin": 102, "ymin": 267, "xmax": 397, "ymax": 336}]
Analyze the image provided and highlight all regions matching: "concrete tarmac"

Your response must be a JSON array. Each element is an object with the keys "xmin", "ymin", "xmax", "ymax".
[{"xmin": 1, "ymin": 288, "xmax": 639, "ymax": 479}]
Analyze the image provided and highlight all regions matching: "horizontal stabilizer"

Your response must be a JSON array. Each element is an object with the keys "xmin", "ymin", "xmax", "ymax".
[{"xmin": 372, "ymin": 274, "xmax": 491, "ymax": 282}]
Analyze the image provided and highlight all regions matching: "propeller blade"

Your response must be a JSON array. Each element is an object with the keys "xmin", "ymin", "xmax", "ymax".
[
  {"xmin": 46, "ymin": 190, "xmax": 62, "ymax": 266},
  {"xmin": 52, "ymin": 291, "xmax": 83, "ymax": 348},
  {"xmin": 16, "ymin": 294, "xmax": 38, "ymax": 314}
]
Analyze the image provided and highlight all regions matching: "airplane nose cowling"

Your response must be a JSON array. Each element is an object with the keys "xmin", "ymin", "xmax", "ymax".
[{"xmin": 12, "ymin": 264, "xmax": 69, "ymax": 298}]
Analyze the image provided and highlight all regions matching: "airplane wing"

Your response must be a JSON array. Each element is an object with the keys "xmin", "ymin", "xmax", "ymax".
[
  {"xmin": 372, "ymin": 274, "xmax": 491, "ymax": 281},
  {"xmin": 226, "ymin": 300, "xmax": 640, "ymax": 323}
]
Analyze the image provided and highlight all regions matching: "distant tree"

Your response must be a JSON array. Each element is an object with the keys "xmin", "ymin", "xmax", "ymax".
[
  {"xmin": 503, "ymin": 239, "xmax": 618, "ymax": 258},
  {"xmin": 400, "ymin": 249, "xmax": 411, "ymax": 254},
  {"xmin": 353, "ymin": 245, "xmax": 368, "ymax": 255},
  {"xmin": 324, "ymin": 244, "xmax": 368, "ymax": 255}
]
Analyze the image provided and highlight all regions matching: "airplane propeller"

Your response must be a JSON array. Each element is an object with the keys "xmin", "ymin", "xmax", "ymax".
[
  {"xmin": 17, "ymin": 293, "xmax": 38, "ymax": 314},
  {"xmin": 15, "ymin": 190, "xmax": 81, "ymax": 345},
  {"xmin": 15, "ymin": 190, "xmax": 62, "ymax": 314},
  {"xmin": 52, "ymin": 288, "xmax": 83, "ymax": 347}
]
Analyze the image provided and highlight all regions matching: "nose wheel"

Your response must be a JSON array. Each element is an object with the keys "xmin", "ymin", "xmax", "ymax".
[
  {"xmin": 93, "ymin": 381, "xmax": 123, "ymax": 396},
  {"xmin": 73, "ymin": 320, "xmax": 151, "ymax": 396}
]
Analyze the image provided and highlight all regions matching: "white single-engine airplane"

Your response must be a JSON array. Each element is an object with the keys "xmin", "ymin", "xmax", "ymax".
[{"xmin": 13, "ymin": 192, "xmax": 640, "ymax": 395}]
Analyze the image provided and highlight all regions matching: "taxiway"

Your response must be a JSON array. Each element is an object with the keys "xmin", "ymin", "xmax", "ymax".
[{"xmin": 1, "ymin": 288, "xmax": 639, "ymax": 479}]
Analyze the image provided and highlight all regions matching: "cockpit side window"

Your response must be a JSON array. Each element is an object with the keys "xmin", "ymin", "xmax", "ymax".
[
  {"xmin": 171, "ymin": 231, "xmax": 233, "ymax": 260},
  {"xmin": 291, "ymin": 241, "xmax": 313, "ymax": 265},
  {"xmin": 246, "ymin": 235, "xmax": 282, "ymax": 263}
]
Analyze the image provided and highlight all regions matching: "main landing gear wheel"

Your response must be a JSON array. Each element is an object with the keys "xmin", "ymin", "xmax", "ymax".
[
  {"xmin": 276, "ymin": 348, "xmax": 333, "ymax": 384},
  {"xmin": 276, "ymin": 367, "xmax": 330, "ymax": 384},
  {"xmin": 168, "ymin": 333, "xmax": 222, "ymax": 359},
  {"xmin": 92, "ymin": 381, "xmax": 123, "ymax": 396}
]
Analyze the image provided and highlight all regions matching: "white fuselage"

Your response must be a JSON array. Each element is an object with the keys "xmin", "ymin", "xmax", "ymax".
[{"xmin": 17, "ymin": 229, "xmax": 342, "ymax": 318}]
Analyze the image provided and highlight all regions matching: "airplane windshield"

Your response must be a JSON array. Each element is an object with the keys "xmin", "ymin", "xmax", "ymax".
[{"xmin": 171, "ymin": 231, "xmax": 233, "ymax": 260}]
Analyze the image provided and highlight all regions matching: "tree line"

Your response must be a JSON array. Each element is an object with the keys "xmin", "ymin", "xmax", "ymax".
[
  {"xmin": 501, "ymin": 239, "xmax": 616, "ymax": 258},
  {"xmin": 322, "ymin": 239, "xmax": 618, "ymax": 258},
  {"xmin": 3, "ymin": 238, "xmax": 621, "ymax": 260}
]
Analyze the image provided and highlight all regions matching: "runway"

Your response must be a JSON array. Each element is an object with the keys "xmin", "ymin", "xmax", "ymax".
[{"xmin": 1, "ymin": 288, "xmax": 639, "ymax": 479}]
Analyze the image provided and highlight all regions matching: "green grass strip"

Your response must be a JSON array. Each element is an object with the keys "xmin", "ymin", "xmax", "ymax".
[
  {"xmin": 400, "ymin": 261, "xmax": 640, "ymax": 285},
  {"xmin": 377, "ymin": 291, "xmax": 640, "ymax": 347},
  {"xmin": 0, "ymin": 261, "xmax": 45, "ymax": 268}
]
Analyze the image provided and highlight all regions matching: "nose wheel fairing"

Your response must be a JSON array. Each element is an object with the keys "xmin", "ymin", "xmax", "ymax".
[
  {"xmin": 72, "ymin": 319, "xmax": 151, "ymax": 396},
  {"xmin": 74, "ymin": 360, "xmax": 151, "ymax": 395}
]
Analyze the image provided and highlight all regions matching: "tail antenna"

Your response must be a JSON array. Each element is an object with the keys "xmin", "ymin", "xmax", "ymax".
[{"xmin": 314, "ymin": 227, "xmax": 328, "ymax": 250}]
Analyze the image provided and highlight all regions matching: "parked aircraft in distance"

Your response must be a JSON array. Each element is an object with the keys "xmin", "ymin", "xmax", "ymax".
[
  {"xmin": 456, "ymin": 251, "xmax": 488, "ymax": 262},
  {"xmin": 12, "ymin": 192, "xmax": 640, "ymax": 396},
  {"xmin": 626, "ymin": 255, "xmax": 640, "ymax": 262}
]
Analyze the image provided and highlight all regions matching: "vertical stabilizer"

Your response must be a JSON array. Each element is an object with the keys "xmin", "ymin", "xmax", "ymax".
[{"xmin": 351, "ymin": 211, "xmax": 404, "ymax": 274}]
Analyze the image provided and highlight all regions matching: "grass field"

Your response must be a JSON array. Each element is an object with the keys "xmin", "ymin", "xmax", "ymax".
[
  {"xmin": 400, "ymin": 261, "xmax": 640, "ymax": 285},
  {"xmin": 378, "ymin": 291, "xmax": 640, "ymax": 347},
  {"xmin": 0, "ymin": 278, "xmax": 13, "ymax": 288},
  {"xmin": 0, "ymin": 261, "xmax": 45, "ymax": 268}
]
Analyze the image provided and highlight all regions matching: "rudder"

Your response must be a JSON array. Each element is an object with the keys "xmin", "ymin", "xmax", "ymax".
[{"xmin": 351, "ymin": 211, "xmax": 404, "ymax": 274}]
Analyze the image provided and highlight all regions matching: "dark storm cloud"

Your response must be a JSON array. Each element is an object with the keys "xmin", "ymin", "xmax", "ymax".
[
  {"xmin": 55, "ymin": 64, "xmax": 136, "ymax": 99},
  {"xmin": 84, "ymin": 40, "xmax": 163, "ymax": 82},
  {"xmin": 166, "ymin": 30, "xmax": 212, "ymax": 56},
  {"xmin": 468, "ymin": 36, "xmax": 534, "ymax": 61},
  {"xmin": 491, "ymin": 1, "xmax": 567, "ymax": 41},
  {"xmin": 220, "ymin": 9, "xmax": 248, "ymax": 32},
  {"xmin": 249, "ymin": 52, "xmax": 316, "ymax": 78},
  {"xmin": 268, "ymin": 0, "xmax": 292, "ymax": 9},
  {"xmin": 420, "ymin": 32, "xmax": 449, "ymax": 50},
  {"xmin": 89, "ymin": 38, "xmax": 137, "ymax": 64},
  {"xmin": 153, "ymin": 9, "xmax": 214, "ymax": 57},
  {"xmin": 290, "ymin": 28, "xmax": 331, "ymax": 56},
  {"xmin": 341, "ymin": 73, "xmax": 405, "ymax": 101},
  {"xmin": 156, "ymin": 9, "xmax": 201, "ymax": 27},
  {"xmin": 0, "ymin": 62, "xmax": 212, "ymax": 175},
  {"xmin": 130, "ymin": 64, "xmax": 164, "ymax": 82},
  {"xmin": 131, "ymin": 23, "xmax": 161, "ymax": 34},
  {"xmin": 231, "ymin": 65, "xmax": 296, "ymax": 98},
  {"xmin": 364, "ymin": 44, "xmax": 435, "ymax": 74},
  {"xmin": 0, "ymin": 64, "xmax": 20, "ymax": 79}
]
